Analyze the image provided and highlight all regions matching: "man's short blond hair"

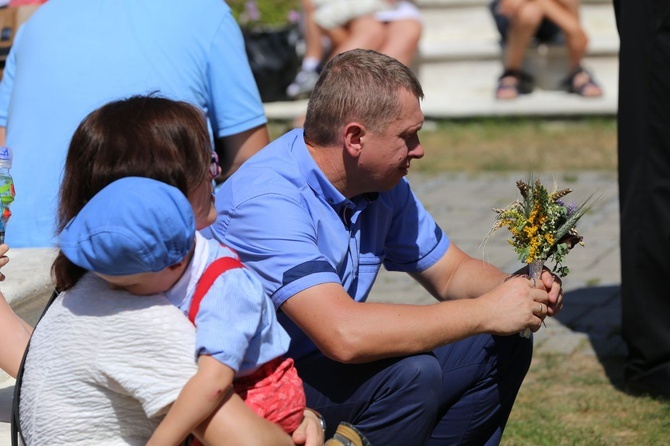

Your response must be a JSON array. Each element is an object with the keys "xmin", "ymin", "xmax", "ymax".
[{"xmin": 304, "ymin": 49, "xmax": 424, "ymax": 147}]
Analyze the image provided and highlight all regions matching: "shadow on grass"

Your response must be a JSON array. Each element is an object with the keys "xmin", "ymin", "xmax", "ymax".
[{"xmin": 555, "ymin": 285, "xmax": 628, "ymax": 391}]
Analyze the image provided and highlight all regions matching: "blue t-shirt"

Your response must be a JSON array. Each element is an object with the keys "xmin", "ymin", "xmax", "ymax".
[
  {"xmin": 0, "ymin": 0, "xmax": 267, "ymax": 247},
  {"xmin": 203, "ymin": 129, "xmax": 450, "ymax": 360},
  {"xmin": 166, "ymin": 234, "xmax": 289, "ymax": 377}
]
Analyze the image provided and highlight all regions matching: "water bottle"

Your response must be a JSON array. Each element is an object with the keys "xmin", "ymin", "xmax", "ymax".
[{"xmin": 0, "ymin": 146, "xmax": 15, "ymax": 244}]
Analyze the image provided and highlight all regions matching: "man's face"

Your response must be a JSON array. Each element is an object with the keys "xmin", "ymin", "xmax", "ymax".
[{"xmin": 358, "ymin": 89, "xmax": 425, "ymax": 192}]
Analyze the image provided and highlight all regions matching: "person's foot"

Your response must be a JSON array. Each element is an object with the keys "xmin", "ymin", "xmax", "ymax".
[
  {"xmin": 624, "ymin": 363, "xmax": 670, "ymax": 399},
  {"xmin": 495, "ymin": 69, "xmax": 534, "ymax": 100},
  {"xmin": 325, "ymin": 422, "xmax": 372, "ymax": 446},
  {"xmin": 286, "ymin": 69, "xmax": 320, "ymax": 99},
  {"xmin": 563, "ymin": 67, "xmax": 603, "ymax": 97}
]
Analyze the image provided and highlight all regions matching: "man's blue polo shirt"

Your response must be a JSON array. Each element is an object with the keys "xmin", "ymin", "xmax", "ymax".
[{"xmin": 204, "ymin": 129, "xmax": 450, "ymax": 360}]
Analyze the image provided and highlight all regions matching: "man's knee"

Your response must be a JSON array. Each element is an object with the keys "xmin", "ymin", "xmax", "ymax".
[{"xmin": 383, "ymin": 353, "xmax": 443, "ymax": 404}]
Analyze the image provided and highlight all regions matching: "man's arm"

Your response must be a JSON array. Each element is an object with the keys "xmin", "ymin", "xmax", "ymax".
[
  {"xmin": 413, "ymin": 242, "xmax": 563, "ymax": 315},
  {"xmin": 0, "ymin": 127, "xmax": 5, "ymax": 146},
  {"xmin": 280, "ymin": 243, "xmax": 549, "ymax": 364},
  {"xmin": 215, "ymin": 124, "xmax": 269, "ymax": 181}
]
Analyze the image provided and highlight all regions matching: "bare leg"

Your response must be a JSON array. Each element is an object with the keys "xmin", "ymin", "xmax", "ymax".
[
  {"xmin": 328, "ymin": 15, "xmax": 386, "ymax": 57},
  {"xmin": 302, "ymin": 0, "xmax": 325, "ymax": 63},
  {"xmin": 504, "ymin": 1, "xmax": 543, "ymax": 71},
  {"xmin": 378, "ymin": 19, "xmax": 422, "ymax": 66},
  {"xmin": 537, "ymin": 0, "xmax": 586, "ymax": 68},
  {"xmin": 496, "ymin": 1, "xmax": 543, "ymax": 99},
  {"xmin": 537, "ymin": 0, "xmax": 601, "ymax": 96}
]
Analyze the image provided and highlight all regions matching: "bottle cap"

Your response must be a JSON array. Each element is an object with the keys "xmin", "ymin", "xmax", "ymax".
[{"xmin": 0, "ymin": 146, "xmax": 12, "ymax": 169}]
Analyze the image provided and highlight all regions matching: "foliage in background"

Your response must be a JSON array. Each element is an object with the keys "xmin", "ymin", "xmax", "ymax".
[{"xmin": 227, "ymin": 0, "xmax": 300, "ymax": 27}]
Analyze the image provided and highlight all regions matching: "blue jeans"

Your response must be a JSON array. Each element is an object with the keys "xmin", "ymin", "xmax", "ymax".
[{"xmin": 296, "ymin": 334, "xmax": 532, "ymax": 445}]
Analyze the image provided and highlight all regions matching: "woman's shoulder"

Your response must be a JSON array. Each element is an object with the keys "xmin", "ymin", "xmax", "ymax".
[{"xmin": 55, "ymin": 274, "xmax": 195, "ymax": 336}]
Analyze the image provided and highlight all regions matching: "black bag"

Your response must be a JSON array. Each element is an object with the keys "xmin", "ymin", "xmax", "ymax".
[{"xmin": 243, "ymin": 25, "xmax": 301, "ymax": 103}]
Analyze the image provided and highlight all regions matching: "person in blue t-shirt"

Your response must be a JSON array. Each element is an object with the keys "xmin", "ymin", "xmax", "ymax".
[
  {"xmin": 0, "ymin": 0, "xmax": 270, "ymax": 248},
  {"xmin": 204, "ymin": 48, "xmax": 565, "ymax": 445}
]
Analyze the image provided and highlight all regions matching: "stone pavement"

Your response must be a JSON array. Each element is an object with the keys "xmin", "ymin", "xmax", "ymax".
[{"xmin": 0, "ymin": 170, "xmax": 623, "ymax": 444}]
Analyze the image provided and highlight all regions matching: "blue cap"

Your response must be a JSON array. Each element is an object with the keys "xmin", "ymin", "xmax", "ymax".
[{"xmin": 60, "ymin": 177, "xmax": 195, "ymax": 276}]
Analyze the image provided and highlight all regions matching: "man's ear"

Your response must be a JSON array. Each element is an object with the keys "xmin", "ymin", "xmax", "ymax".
[{"xmin": 343, "ymin": 122, "xmax": 365, "ymax": 157}]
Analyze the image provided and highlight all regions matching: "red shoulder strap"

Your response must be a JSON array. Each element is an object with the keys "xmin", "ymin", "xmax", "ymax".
[{"xmin": 188, "ymin": 256, "xmax": 244, "ymax": 326}]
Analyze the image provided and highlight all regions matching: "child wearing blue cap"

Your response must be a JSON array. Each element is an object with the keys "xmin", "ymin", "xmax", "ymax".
[{"xmin": 59, "ymin": 176, "xmax": 306, "ymax": 445}]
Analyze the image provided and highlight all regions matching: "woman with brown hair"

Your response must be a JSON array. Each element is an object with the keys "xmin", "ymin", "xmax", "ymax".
[{"xmin": 11, "ymin": 95, "xmax": 324, "ymax": 445}]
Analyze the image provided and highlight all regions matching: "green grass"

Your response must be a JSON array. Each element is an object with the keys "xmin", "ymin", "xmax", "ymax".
[
  {"xmin": 270, "ymin": 117, "xmax": 618, "ymax": 173},
  {"xmin": 504, "ymin": 354, "xmax": 670, "ymax": 445},
  {"xmin": 414, "ymin": 117, "xmax": 617, "ymax": 173}
]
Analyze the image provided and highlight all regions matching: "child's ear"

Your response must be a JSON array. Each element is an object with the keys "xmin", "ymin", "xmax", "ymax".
[{"xmin": 168, "ymin": 261, "xmax": 185, "ymax": 271}]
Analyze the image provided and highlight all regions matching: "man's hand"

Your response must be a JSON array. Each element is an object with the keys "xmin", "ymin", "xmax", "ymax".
[
  {"xmin": 540, "ymin": 268, "xmax": 563, "ymax": 316},
  {"xmin": 479, "ymin": 275, "xmax": 550, "ymax": 335}
]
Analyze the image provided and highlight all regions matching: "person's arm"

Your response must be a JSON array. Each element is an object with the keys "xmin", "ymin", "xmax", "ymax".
[
  {"xmin": 0, "ymin": 243, "xmax": 33, "ymax": 378},
  {"xmin": 413, "ymin": 241, "xmax": 563, "ymax": 315},
  {"xmin": 214, "ymin": 124, "xmax": 269, "ymax": 181},
  {"xmin": 0, "ymin": 127, "xmax": 5, "ymax": 147},
  {"xmin": 147, "ymin": 355, "xmax": 235, "ymax": 446},
  {"xmin": 207, "ymin": 9, "xmax": 269, "ymax": 182},
  {"xmin": 0, "ymin": 292, "xmax": 32, "ymax": 377},
  {"xmin": 280, "ymin": 243, "xmax": 551, "ymax": 364},
  {"xmin": 193, "ymin": 394, "xmax": 312, "ymax": 446}
]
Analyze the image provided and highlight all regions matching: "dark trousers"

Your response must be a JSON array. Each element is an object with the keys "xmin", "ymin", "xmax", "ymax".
[
  {"xmin": 615, "ymin": 0, "xmax": 670, "ymax": 397},
  {"xmin": 296, "ymin": 334, "xmax": 532, "ymax": 445}
]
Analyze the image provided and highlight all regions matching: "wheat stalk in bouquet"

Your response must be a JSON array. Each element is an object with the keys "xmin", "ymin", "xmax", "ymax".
[{"xmin": 482, "ymin": 175, "xmax": 599, "ymax": 337}]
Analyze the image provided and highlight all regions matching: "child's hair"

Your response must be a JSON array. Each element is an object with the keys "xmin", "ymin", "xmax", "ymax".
[{"xmin": 52, "ymin": 95, "xmax": 211, "ymax": 291}]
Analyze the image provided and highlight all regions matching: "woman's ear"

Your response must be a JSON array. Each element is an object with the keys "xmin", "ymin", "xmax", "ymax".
[{"xmin": 343, "ymin": 122, "xmax": 365, "ymax": 157}]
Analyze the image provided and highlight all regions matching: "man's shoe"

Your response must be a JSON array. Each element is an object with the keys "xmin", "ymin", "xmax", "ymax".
[{"xmin": 325, "ymin": 422, "xmax": 372, "ymax": 446}]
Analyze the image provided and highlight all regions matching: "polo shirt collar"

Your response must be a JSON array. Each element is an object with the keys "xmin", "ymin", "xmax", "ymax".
[{"xmin": 292, "ymin": 129, "xmax": 379, "ymax": 214}]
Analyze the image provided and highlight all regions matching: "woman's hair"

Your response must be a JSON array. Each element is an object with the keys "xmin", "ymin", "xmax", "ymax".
[
  {"xmin": 303, "ymin": 48, "xmax": 424, "ymax": 147},
  {"xmin": 52, "ymin": 95, "xmax": 211, "ymax": 291}
]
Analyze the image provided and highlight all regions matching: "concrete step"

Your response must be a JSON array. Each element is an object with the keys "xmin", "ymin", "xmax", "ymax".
[
  {"xmin": 418, "ymin": 1, "xmax": 619, "ymax": 62},
  {"xmin": 264, "ymin": 54, "xmax": 618, "ymax": 120}
]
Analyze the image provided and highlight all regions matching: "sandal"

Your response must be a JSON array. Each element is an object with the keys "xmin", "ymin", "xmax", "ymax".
[
  {"xmin": 325, "ymin": 422, "xmax": 372, "ymax": 446},
  {"xmin": 562, "ymin": 67, "xmax": 603, "ymax": 97},
  {"xmin": 495, "ymin": 69, "xmax": 534, "ymax": 100}
]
